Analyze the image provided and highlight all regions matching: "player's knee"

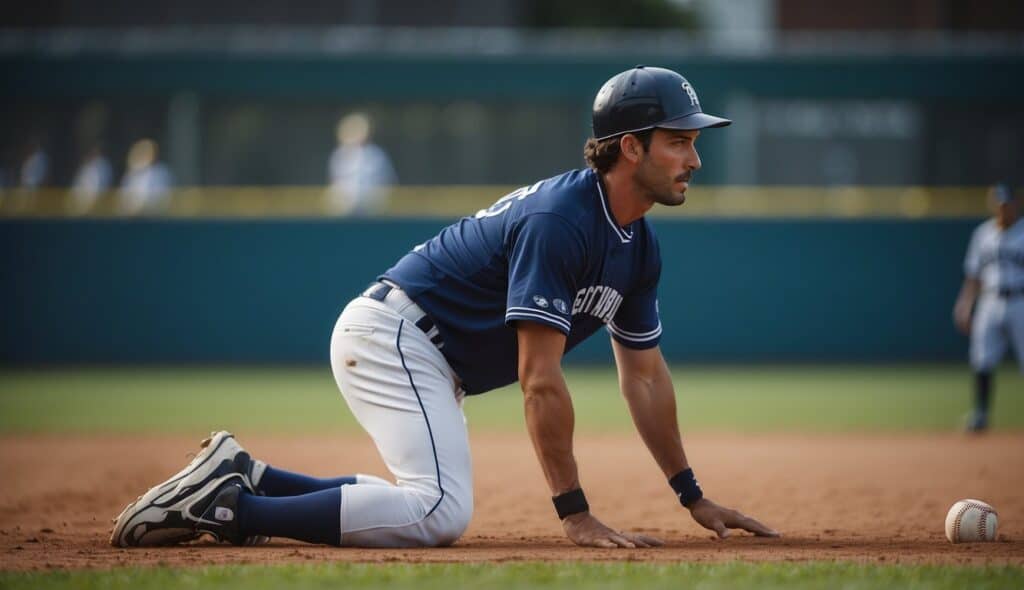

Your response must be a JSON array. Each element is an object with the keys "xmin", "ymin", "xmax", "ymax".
[
  {"xmin": 429, "ymin": 509, "xmax": 471, "ymax": 547},
  {"xmin": 424, "ymin": 490, "xmax": 473, "ymax": 546}
]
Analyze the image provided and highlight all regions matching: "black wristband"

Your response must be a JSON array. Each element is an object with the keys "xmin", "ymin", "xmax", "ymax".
[
  {"xmin": 669, "ymin": 468, "xmax": 703, "ymax": 508},
  {"xmin": 552, "ymin": 488, "xmax": 589, "ymax": 520}
]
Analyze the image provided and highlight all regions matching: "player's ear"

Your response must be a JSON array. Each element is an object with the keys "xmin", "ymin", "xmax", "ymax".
[{"xmin": 620, "ymin": 134, "xmax": 641, "ymax": 163}]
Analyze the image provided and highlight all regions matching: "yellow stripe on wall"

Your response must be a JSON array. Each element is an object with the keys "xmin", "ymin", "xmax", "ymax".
[{"xmin": 0, "ymin": 186, "xmax": 991, "ymax": 219}]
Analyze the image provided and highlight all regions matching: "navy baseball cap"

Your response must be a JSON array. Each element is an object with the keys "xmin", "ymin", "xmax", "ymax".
[
  {"xmin": 592, "ymin": 66, "xmax": 731, "ymax": 141},
  {"xmin": 993, "ymin": 183, "xmax": 1014, "ymax": 204}
]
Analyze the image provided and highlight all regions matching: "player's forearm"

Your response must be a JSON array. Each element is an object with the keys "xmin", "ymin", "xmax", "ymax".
[
  {"xmin": 620, "ymin": 365, "xmax": 689, "ymax": 479},
  {"xmin": 956, "ymin": 277, "xmax": 981, "ymax": 305},
  {"xmin": 522, "ymin": 375, "xmax": 581, "ymax": 495}
]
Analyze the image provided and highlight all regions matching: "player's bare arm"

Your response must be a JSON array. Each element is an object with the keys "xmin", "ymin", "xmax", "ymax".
[
  {"xmin": 953, "ymin": 277, "xmax": 981, "ymax": 334},
  {"xmin": 518, "ymin": 321, "xmax": 579, "ymax": 495},
  {"xmin": 611, "ymin": 339, "xmax": 779, "ymax": 539},
  {"xmin": 518, "ymin": 321, "xmax": 661, "ymax": 549}
]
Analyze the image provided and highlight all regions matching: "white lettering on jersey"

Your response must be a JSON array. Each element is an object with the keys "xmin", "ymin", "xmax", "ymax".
[
  {"xmin": 474, "ymin": 181, "xmax": 544, "ymax": 219},
  {"xmin": 571, "ymin": 285, "xmax": 624, "ymax": 324}
]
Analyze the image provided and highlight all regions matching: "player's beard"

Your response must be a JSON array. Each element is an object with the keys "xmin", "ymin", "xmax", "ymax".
[{"xmin": 634, "ymin": 157, "xmax": 690, "ymax": 207}]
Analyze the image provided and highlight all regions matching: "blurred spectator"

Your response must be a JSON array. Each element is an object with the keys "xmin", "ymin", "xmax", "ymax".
[
  {"xmin": 120, "ymin": 139, "xmax": 172, "ymax": 215},
  {"xmin": 327, "ymin": 112, "xmax": 396, "ymax": 216},
  {"xmin": 71, "ymin": 144, "xmax": 112, "ymax": 213},
  {"xmin": 19, "ymin": 139, "xmax": 49, "ymax": 191}
]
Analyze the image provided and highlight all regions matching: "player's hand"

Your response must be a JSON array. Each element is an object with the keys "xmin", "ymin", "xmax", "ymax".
[
  {"xmin": 561, "ymin": 512, "xmax": 663, "ymax": 548},
  {"xmin": 687, "ymin": 497, "xmax": 780, "ymax": 539}
]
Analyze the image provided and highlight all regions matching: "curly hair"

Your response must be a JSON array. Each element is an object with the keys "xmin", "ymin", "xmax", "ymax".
[{"xmin": 583, "ymin": 130, "xmax": 654, "ymax": 174}]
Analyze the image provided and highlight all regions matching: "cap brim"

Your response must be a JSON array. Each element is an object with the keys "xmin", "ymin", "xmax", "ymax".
[{"xmin": 657, "ymin": 112, "xmax": 732, "ymax": 130}]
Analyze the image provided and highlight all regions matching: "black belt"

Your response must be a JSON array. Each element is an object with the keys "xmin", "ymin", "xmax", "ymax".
[
  {"xmin": 997, "ymin": 287, "xmax": 1024, "ymax": 298},
  {"xmin": 362, "ymin": 281, "xmax": 444, "ymax": 348}
]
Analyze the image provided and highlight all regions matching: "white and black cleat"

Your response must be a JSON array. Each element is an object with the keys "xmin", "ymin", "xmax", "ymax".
[
  {"xmin": 197, "ymin": 431, "xmax": 270, "ymax": 545},
  {"xmin": 197, "ymin": 431, "xmax": 268, "ymax": 488},
  {"xmin": 191, "ymin": 476, "xmax": 248, "ymax": 546},
  {"xmin": 110, "ymin": 432, "xmax": 257, "ymax": 547}
]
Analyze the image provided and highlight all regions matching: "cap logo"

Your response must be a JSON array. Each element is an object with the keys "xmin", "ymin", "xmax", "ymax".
[{"xmin": 681, "ymin": 82, "xmax": 699, "ymax": 107}]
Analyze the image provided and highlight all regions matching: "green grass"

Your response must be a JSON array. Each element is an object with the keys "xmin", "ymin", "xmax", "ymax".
[
  {"xmin": 0, "ymin": 365, "xmax": 1021, "ymax": 434},
  {"xmin": 1, "ymin": 562, "xmax": 1020, "ymax": 590}
]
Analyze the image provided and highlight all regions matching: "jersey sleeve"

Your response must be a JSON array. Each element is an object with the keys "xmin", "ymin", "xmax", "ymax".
[
  {"xmin": 505, "ymin": 213, "xmax": 585, "ymax": 335},
  {"xmin": 963, "ymin": 224, "xmax": 983, "ymax": 279},
  {"xmin": 607, "ymin": 236, "xmax": 662, "ymax": 350}
]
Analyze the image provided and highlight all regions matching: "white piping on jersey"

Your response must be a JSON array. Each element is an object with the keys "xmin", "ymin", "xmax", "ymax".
[
  {"xmin": 595, "ymin": 178, "xmax": 634, "ymax": 244},
  {"xmin": 506, "ymin": 307, "xmax": 572, "ymax": 332},
  {"xmin": 607, "ymin": 320, "xmax": 662, "ymax": 342},
  {"xmin": 607, "ymin": 321, "xmax": 662, "ymax": 338}
]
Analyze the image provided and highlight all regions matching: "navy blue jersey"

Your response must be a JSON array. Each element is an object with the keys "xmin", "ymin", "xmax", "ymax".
[{"xmin": 382, "ymin": 168, "xmax": 662, "ymax": 395}]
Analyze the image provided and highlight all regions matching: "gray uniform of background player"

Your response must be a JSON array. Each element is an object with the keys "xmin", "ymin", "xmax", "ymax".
[
  {"xmin": 965, "ymin": 219, "xmax": 1024, "ymax": 369},
  {"xmin": 954, "ymin": 185, "xmax": 1024, "ymax": 431}
]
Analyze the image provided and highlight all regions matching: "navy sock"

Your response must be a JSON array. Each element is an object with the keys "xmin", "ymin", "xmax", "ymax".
[
  {"xmin": 257, "ymin": 466, "xmax": 356, "ymax": 497},
  {"xmin": 975, "ymin": 371, "xmax": 992, "ymax": 413},
  {"xmin": 238, "ymin": 487, "xmax": 342, "ymax": 546}
]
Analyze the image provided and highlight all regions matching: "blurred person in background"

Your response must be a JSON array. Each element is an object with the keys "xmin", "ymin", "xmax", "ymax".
[
  {"xmin": 953, "ymin": 183, "xmax": 1024, "ymax": 433},
  {"xmin": 70, "ymin": 144, "xmax": 112, "ymax": 213},
  {"xmin": 326, "ymin": 112, "xmax": 396, "ymax": 216},
  {"xmin": 119, "ymin": 138, "xmax": 173, "ymax": 215},
  {"xmin": 19, "ymin": 138, "xmax": 49, "ymax": 192}
]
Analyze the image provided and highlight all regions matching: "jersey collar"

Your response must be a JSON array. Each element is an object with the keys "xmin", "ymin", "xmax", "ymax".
[{"xmin": 595, "ymin": 174, "xmax": 634, "ymax": 244}]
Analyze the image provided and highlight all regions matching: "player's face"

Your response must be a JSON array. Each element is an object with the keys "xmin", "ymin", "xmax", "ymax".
[
  {"xmin": 634, "ymin": 129, "xmax": 702, "ymax": 207},
  {"xmin": 996, "ymin": 201, "xmax": 1019, "ymax": 228},
  {"xmin": 989, "ymin": 189, "xmax": 1020, "ymax": 228}
]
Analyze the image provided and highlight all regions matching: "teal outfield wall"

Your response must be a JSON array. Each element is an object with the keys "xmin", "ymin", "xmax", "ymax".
[
  {"xmin": 5, "ymin": 53, "xmax": 1022, "ymax": 101},
  {"xmin": 1, "ymin": 217, "xmax": 974, "ymax": 365}
]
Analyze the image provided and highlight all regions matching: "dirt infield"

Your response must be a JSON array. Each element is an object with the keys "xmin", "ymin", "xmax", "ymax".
[{"xmin": 1, "ymin": 432, "xmax": 1022, "ymax": 570}]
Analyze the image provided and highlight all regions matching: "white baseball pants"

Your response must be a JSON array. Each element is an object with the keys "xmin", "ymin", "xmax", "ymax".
[
  {"xmin": 970, "ymin": 295, "xmax": 1024, "ymax": 372},
  {"xmin": 329, "ymin": 289, "xmax": 473, "ymax": 547}
]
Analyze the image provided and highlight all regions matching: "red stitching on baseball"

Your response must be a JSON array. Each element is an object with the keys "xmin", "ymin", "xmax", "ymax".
[
  {"xmin": 955, "ymin": 501, "xmax": 995, "ymax": 542},
  {"xmin": 953, "ymin": 503, "xmax": 970, "ymax": 541}
]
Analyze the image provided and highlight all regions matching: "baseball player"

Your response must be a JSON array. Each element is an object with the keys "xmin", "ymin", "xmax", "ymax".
[
  {"xmin": 953, "ymin": 183, "xmax": 1024, "ymax": 432},
  {"xmin": 111, "ymin": 66, "xmax": 779, "ymax": 549}
]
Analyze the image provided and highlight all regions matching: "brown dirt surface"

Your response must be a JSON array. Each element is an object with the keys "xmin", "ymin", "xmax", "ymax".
[{"xmin": 2, "ymin": 432, "xmax": 1022, "ymax": 571}]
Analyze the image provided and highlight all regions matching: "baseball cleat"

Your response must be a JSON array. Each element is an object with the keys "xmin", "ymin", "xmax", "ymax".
[
  {"xmin": 110, "ymin": 431, "xmax": 258, "ymax": 547},
  {"xmin": 191, "ymin": 476, "xmax": 249, "ymax": 545},
  {"xmin": 196, "ymin": 431, "xmax": 270, "ymax": 545},
  {"xmin": 965, "ymin": 410, "xmax": 989, "ymax": 434},
  {"xmin": 197, "ymin": 431, "xmax": 268, "ymax": 489}
]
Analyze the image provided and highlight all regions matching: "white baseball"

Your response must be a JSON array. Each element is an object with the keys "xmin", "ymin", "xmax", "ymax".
[{"xmin": 945, "ymin": 499, "xmax": 998, "ymax": 543}]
